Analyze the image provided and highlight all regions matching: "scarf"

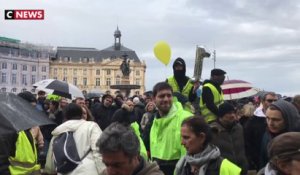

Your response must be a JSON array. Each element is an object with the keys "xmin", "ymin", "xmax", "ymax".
[{"xmin": 175, "ymin": 144, "xmax": 221, "ymax": 175}]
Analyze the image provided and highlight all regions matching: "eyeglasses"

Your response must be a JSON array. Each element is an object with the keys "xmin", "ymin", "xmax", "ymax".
[{"xmin": 266, "ymin": 99, "xmax": 277, "ymax": 103}]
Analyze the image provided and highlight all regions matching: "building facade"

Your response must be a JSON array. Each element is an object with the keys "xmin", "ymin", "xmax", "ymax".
[
  {"xmin": 49, "ymin": 28, "xmax": 146, "ymax": 96},
  {"xmin": 0, "ymin": 37, "xmax": 52, "ymax": 94}
]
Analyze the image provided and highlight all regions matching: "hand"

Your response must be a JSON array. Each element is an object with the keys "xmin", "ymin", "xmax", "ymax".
[{"xmin": 193, "ymin": 81, "xmax": 200, "ymax": 93}]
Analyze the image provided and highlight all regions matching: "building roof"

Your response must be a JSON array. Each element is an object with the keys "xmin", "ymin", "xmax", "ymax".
[{"xmin": 56, "ymin": 44, "xmax": 140, "ymax": 62}]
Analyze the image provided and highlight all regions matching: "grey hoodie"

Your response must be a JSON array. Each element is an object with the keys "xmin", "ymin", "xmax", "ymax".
[{"xmin": 272, "ymin": 99, "xmax": 300, "ymax": 131}]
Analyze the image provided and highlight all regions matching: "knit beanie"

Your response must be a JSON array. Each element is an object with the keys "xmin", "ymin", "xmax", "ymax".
[{"xmin": 218, "ymin": 102, "xmax": 235, "ymax": 117}]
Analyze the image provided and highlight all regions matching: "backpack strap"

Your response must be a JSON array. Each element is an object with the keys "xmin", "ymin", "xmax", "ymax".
[{"xmin": 80, "ymin": 147, "xmax": 92, "ymax": 161}]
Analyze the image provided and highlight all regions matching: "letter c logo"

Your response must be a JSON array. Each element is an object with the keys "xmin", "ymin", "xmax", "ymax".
[{"xmin": 5, "ymin": 10, "xmax": 14, "ymax": 19}]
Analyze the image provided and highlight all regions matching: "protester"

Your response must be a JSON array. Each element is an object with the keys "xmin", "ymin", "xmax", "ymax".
[
  {"xmin": 238, "ymin": 102, "xmax": 255, "ymax": 128},
  {"xmin": 166, "ymin": 57, "xmax": 199, "ymax": 112},
  {"xmin": 92, "ymin": 94, "xmax": 117, "ymax": 130},
  {"xmin": 97, "ymin": 123, "xmax": 164, "ymax": 175},
  {"xmin": 174, "ymin": 116, "xmax": 241, "ymax": 175},
  {"xmin": 140, "ymin": 101, "xmax": 156, "ymax": 130},
  {"xmin": 263, "ymin": 132, "xmax": 300, "ymax": 175},
  {"xmin": 1, "ymin": 91, "xmax": 43, "ymax": 175},
  {"xmin": 75, "ymin": 97, "xmax": 85, "ymax": 107},
  {"xmin": 244, "ymin": 91, "xmax": 278, "ymax": 171},
  {"xmin": 210, "ymin": 102, "xmax": 248, "ymax": 174},
  {"xmin": 133, "ymin": 96, "xmax": 146, "ymax": 125},
  {"xmin": 200, "ymin": 68, "xmax": 226, "ymax": 123},
  {"xmin": 143, "ymin": 82, "xmax": 192, "ymax": 174},
  {"xmin": 259, "ymin": 99, "xmax": 300, "ymax": 169},
  {"xmin": 45, "ymin": 103, "xmax": 104, "ymax": 175}
]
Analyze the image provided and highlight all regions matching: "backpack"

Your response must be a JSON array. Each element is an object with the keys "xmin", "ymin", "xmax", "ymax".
[{"xmin": 52, "ymin": 131, "xmax": 90, "ymax": 174}]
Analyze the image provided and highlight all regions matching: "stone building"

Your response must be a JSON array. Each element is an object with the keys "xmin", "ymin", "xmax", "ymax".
[
  {"xmin": 0, "ymin": 36, "xmax": 52, "ymax": 94},
  {"xmin": 49, "ymin": 28, "xmax": 146, "ymax": 96}
]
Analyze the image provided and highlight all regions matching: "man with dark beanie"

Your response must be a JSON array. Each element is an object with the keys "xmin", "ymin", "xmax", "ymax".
[
  {"xmin": 200, "ymin": 68, "xmax": 226, "ymax": 123},
  {"xmin": 166, "ymin": 57, "xmax": 199, "ymax": 112},
  {"xmin": 210, "ymin": 102, "xmax": 248, "ymax": 175}
]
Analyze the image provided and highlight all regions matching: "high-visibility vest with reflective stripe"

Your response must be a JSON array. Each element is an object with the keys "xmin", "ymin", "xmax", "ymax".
[
  {"xmin": 200, "ymin": 83, "xmax": 224, "ymax": 123},
  {"xmin": 150, "ymin": 101, "xmax": 192, "ymax": 160},
  {"xmin": 131, "ymin": 122, "xmax": 148, "ymax": 160},
  {"xmin": 167, "ymin": 76, "xmax": 194, "ymax": 98},
  {"xmin": 220, "ymin": 158, "xmax": 241, "ymax": 175},
  {"xmin": 9, "ymin": 131, "xmax": 41, "ymax": 175},
  {"xmin": 168, "ymin": 76, "xmax": 194, "ymax": 112}
]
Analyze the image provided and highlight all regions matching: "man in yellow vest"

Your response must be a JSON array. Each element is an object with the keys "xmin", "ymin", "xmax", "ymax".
[
  {"xmin": 8, "ymin": 92, "xmax": 41, "ymax": 175},
  {"xmin": 143, "ymin": 82, "xmax": 192, "ymax": 175},
  {"xmin": 166, "ymin": 57, "xmax": 199, "ymax": 112},
  {"xmin": 200, "ymin": 68, "xmax": 226, "ymax": 123}
]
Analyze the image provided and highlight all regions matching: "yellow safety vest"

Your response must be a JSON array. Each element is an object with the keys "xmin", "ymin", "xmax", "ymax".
[
  {"xmin": 167, "ymin": 76, "xmax": 194, "ymax": 98},
  {"xmin": 200, "ymin": 83, "xmax": 224, "ymax": 123},
  {"xmin": 131, "ymin": 122, "xmax": 148, "ymax": 160},
  {"xmin": 220, "ymin": 158, "xmax": 241, "ymax": 175},
  {"xmin": 150, "ymin": 101, "xmax": 192, "ymax": 160},
  {"xmin": 9, "ymin": 131, "xmax": 41, "ymax": 175},
  {"xmin": 168, "ymin": 76, "xmax": 194, "ymax": 112}
]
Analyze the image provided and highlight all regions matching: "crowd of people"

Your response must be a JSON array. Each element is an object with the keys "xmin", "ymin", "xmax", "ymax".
[{"xmin": 1, "ymin": 57, "xmax": 300, "ymax": 175}]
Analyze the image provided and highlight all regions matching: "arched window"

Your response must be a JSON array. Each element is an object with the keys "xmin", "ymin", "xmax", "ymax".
[
  {"xmin": 116, "ymin": 75, "xmax": 121, "ymax": 85},
  {"xmin": 11, "ymin": 88, "xmax": 17, "ymax": 93}
]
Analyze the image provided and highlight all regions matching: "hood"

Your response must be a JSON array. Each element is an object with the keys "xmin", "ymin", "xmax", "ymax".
[
  {"xmin": 173, "ymin": 57, "xmax": 186, "ymax": 80},
  {"xmin": 51, "ymin": 119, "xmax": 87, "ymax": 136},
  {"xmin": 272, "ymin": 100, "xmax": 300, "ymax": 131}
]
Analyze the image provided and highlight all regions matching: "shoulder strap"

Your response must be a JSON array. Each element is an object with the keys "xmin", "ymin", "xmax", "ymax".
[{"xmin": 80, "ymin": 147, "xmax": 92, "ymax": 161}]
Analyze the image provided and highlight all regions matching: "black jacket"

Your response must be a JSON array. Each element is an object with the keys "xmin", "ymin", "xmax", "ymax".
[{"xmin": 92, "ymin": 103, "xmax": 117, "ymax": 130}]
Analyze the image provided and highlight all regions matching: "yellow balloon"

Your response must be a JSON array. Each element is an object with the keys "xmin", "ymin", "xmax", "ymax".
[{"xmin": 153, "ymin": 41, "xmax": 171, "ymax": 66}]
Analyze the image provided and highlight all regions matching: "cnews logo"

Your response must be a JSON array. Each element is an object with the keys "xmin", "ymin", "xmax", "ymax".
[{"xmin": 5, "ymin": 10, "xmax": 44, "ymax": 20}]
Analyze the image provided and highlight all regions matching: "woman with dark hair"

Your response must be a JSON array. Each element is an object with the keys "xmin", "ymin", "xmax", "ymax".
[
  {"xmin": 174, "ymin": 116, "xmax": 241, "ymax": 175},
  {"xmin": 45, "ymin": 103, "xmax": 104, "ymax": 174}
]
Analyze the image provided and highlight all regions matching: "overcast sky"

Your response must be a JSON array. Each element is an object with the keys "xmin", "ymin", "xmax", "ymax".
[{"xmin": 1, "ymin": 0, "xmax": 300, "ymax": 96}]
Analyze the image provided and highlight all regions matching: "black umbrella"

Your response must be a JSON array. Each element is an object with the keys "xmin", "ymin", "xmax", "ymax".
[{"xmin": 0, "ymin": 93, "xmax": 55, "ymax": 134}]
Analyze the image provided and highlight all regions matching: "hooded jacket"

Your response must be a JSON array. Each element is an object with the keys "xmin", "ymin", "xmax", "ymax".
[
  {"xmin": 45, "ymin": 120, "xmax": 105, "ymax": 175},
  {"xmin": 259, "ymin": 100, "xmax": 300, "ymax": 168},
  {"xmin": 167, "ymin": 57, "xmax": 196, "ymax": 103}
]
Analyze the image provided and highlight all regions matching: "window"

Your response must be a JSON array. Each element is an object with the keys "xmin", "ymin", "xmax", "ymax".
[
  {"xmin": 22, "ymin": 88, "xmax": 27, "ymax": 92},
  {"xmin": 1, "ymin": 87, "xmax": 6, "ymax": 92},
  {"xmin": 1, "ymin": 73, "xmax": 6, "ymax": 83},
  {"xmin": 53, "ymin": 76, "xmax": 58, "ymax": 80},
  {"xmin": 136, "ymin": 78, "xmax": 140, "ymax": 85},
  {"xmin": 42, "ymin": 75, "xmax": 46, "ymax": 80},
  {"xmin": 136, "ymin": 70, "xmax": 140, "ymax": 76},
  {"xmin": 63, "ymin": 77, "xmax": 67, "ymax": 82},
  {"xmin": 83, "ymin": 78, "xmax": 87, "ymax": 86},
  {"xmin": 106, "ymin": 78, "xmax": 111, "ymax": 86},
  {"xmin": 63, "ymin": 68, "xmax": 67, "ymax": 75},
  {"xmin": 96, "ymin": 78, "xmax": 100, "ymax": 86},
  {"xmin": 31, "ymin": 75, "xmax": 36, "ymax": 84},
  {"xmin": 12, "ymin": 63, "xmax": 17, "ymax": 70},
  {"xmin": 73, "ymin": 69, "xmax": 77, "ymax": 76},
  {"xmin": 12, "ymin": 74, "xmax": 16, "ymax": 84},
  {"xmin": 11, "ymin": 88, "xmax": 17, "ymax": 93},
  {"xmin": 116, "ymin": 75, "xmax": 121, "ymax": 85},
  {"xmin": 73, "ymin": 77, "xmax": 77, "ymax": 86},
  {"xmin": 106, "ymin": 69, "xmax": 111, "ymax": 75},
  {"xmin": 32, "ymin": 65, "xmax": 36, "ymax": 72},
  {"xmin": 22, "ymin": 65, "xmax": 27, "ymax": 71},
  {"xmin": 22, "ymin": 74, "xmax": 27, "ymax": 85},
  {"xmin": 54, "ymin": 68, "xmax": 58, "ymax": 75},
  {"xmin": 2, "ymin": 63, "xmax": 7, "ymax": 69},
  {"xmin": 83, "ymin": 69, "xmax": 87, "ymax": 76},
  {"xmin": 96, "ymin": 69, "xmax": 100, "ymax": 75},
  {"xmin": 42, "ymin": 66, "xmax": 46, "ymax": 72}
]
